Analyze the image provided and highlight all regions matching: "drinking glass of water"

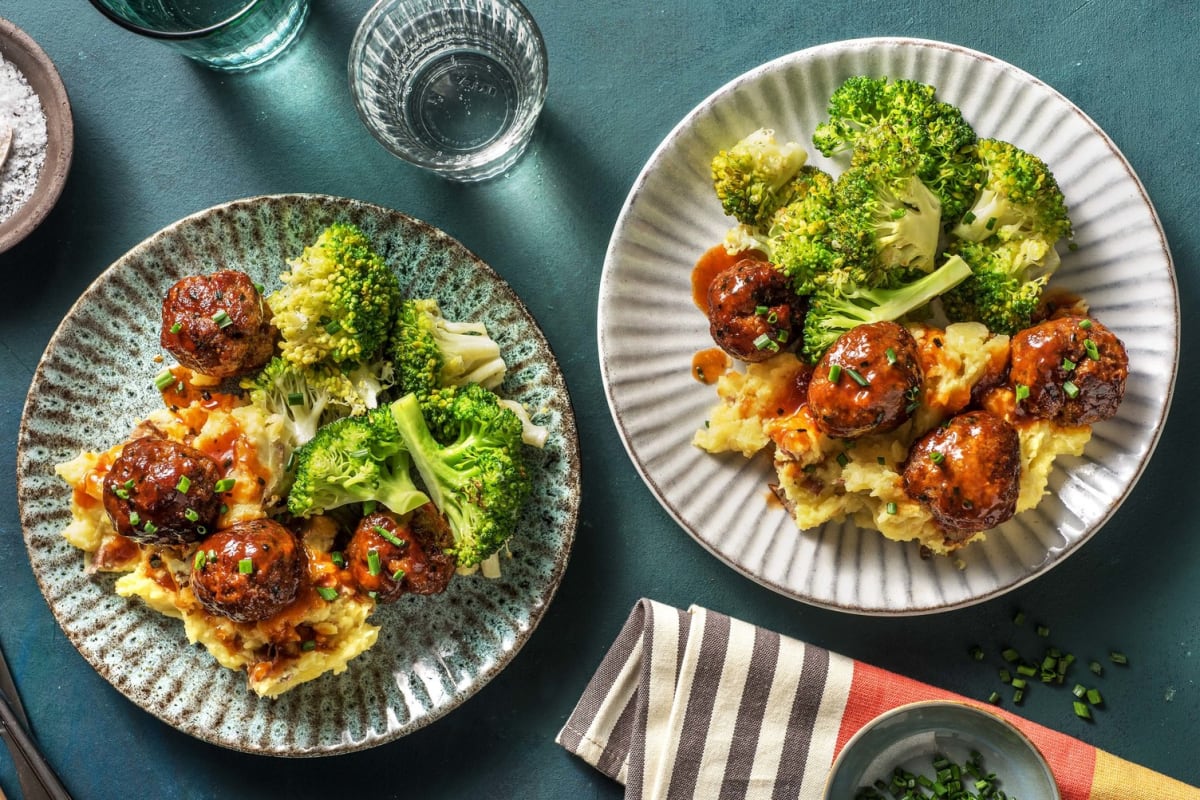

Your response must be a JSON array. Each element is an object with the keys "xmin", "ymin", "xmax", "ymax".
[
  {"xmin": 87, "ymin": 0, "xmax": 309, "ymax": 72},
  {"xmin": 348, "ymin": 0, "xmax": 549, "ymax": 183}
]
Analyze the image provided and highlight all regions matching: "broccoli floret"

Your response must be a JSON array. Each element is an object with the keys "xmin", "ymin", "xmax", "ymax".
[
  {"xmin": 814, "ymin": 77, "xmax": 980, "ymax": 221},
  {"xmin": 287, "ymin": 407, "xmax": 429, "ymax": 518},
  {"xmin": 243, "ymin": 356, "xmax": 369, "ymax": 448},
  {"xmin": 940, "ymin": 237, "xmax": 1062, "ymax": 334},
  {"xmin": 389, "ymin": 298, "xmax": 507, "ymax": 397},
  {"xmin": 831, "ymin": 155, "xmax": 943, "ymax": 275},
  {"xmin": 390, "ymin": 389, "xmax": 531, "ymax": 569},
  {"xmin": 712, "ymin": 128, "xmax": 808, "ymax": 228},
  {"xmin": 267, "ymin": 223, "xmax": 402, "ymax": 367},
  {"xmin": 801, "ymin": 253, "xmax": 974, "ymax": 362},
  {"xmin": 951, "ymin": 139, "xmax": 1071, "ymax": 243}
]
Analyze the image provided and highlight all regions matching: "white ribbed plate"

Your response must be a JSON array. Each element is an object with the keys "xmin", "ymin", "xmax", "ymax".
[
  {"xmin": 598, "ymin": 38, "xmax": 1177, "ymax": 615},
  {"xmin": 17, "ymin": 194, "xmax": 580, "ymax": 754}
]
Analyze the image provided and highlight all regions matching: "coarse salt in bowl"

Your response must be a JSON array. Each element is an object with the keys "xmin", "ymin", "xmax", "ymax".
[{"xmin": 0, "ymin": 18, "xmax": 73, "ymax": 255}]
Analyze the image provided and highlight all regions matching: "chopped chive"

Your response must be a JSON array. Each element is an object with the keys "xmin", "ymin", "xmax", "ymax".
[
  {"xmin": 184, "ymin": 508, "xmax": 199, "ymax": 522},
  {"xmin": 1001, "ymin": 647, "xmax": 1020, "ymax": 662},
  {"xmin": 1017, "ymin": 664, "xmax": 1038, "ymax": 677},
  {"xmin": 154, "ymin": 370, "xmax": 174, "ymax": 391},
  {"xmin": 1013, "ymin": 610, "xmax": 1026, "ymax": 626},
  {"xmin": 286, "ymin": 391, "xmax": 305, "ymax": 406},
  {"xmin": 876, "ymin": 456, "xmax": 886, "ymax": 465},
  {"xmin": 1072, "ymin": 683, "xmax": 1087, "ymax": 698},
  {"xmin": 753, "ymin": 333, "xmax": 778, "ymax": 351},
  {"xmin": 214, "ymin": 478, "xmax": 236, "ymax": 493},
  {"xmin": 999, "ymin": 668, "xmax": 1011, "ymax": 683},
  {"xmin": 1036, "ymin": 624, "xmax": 1050, "ymax": 638},
  {"xmin": 175, "ymin": 475, "xmax": 191, "ymax": 494},
  {"xmin": 885, "ymin": 347, "xmax": 897, "ymax": 365},
  {"xmin": 828, "ymin": 364, "xmax": 842, "ymax": 382},
  {"xmin": 143, "ymin": 520, "xmax": 158, "ymax": 534},
  {"xmin": 1011, "ymin": 677, "xmax": 1028, "ymax": 690},
  {"xmin": 331, "ymin": 551, "xmax": 345, "ymax": 568},
  {"xmin": 886, "ymin": 501, "xmax": 898, "ymax": 515},
  {"xmin": 316, "ymin": 586, "xmax": 338, "ymax": 601},
  {"xmin": 1079, "ymin": 318, "xmax": 1093, "ymax": 329},
  {"xmin": 1090, "ymin": 660, "xmax": 1104, "ymax": 676},
  {"xmin": 114, "ymin": 487, "xmax": 130, "ymax": 500},
  {"xmin": 987, "ymin": 691, "xmax": 1001, "ymax": 704},
  {"xmin": 1074, "ymin": 700, "xmax": 1092, "ymax": 720},
  {"xmin": 1062, "ymin": 357, "xmax": 1076, "ymax": 371},
  {"xmin": 253, "ymin": 282, "xmax": 265, "ymax": 294},
  {"xmin": 129, "ymin": 511, "xmax": 141, "ymax": 527},
  {"xmin": 196, "ymin": 525, "xmax": 208, "ymax": 535},
  {"xmin": 301, "ymin": 640, "xmax": 316, "ymax": 652},
  {"xmin": 1013, "ymin": 688, "xmax": 1025, "ymax": 704},
  {"xmin": 193, "ymin": 550, "xmax": 207, "ymax": 570},
  {"xmin": 1110, "ymin": 651, "xmax": 1128, "ymax": 665},
  {"xmin": 1087, "ymin": 688, "xmax": 1103, "ymax": 705},
  {"xmin": 212, "ymin": 310, "xmax": 233, "ymax": 328},
  {"xmin": 392, "ymin": 568, "xmax": 406, "ymax": 582},
  {"xmin": 1015, "ymin": 384, "xmax": 1030, "ymax": 402},
  {"xmin": 238, "ymin": 557, "xmax": 253, "ymax": 575},
  {"xmin": 836, "ymin": 451, "xmax": 849, "ymax": 467},
  {"xmin": 323, "ymin": 318, "xmax": 341, "ymax": 334},
  {"xmin": 169, "ymin": 322, "xmax": 182, "ymax": 334},
  {"xmin": 845, "ymin": 367, "xmax": 869, "ymax": 386},
  {"xmin": 963, "ymin": 211, "xmax": 976, "ymax": 224},
  {"xmin": 986, "ymin": 216, "xmax": 997, "ymax": 230},
  {"xmin": 374, "ymin": 525, "xmax": 407, "ymax": 548},
  {"xmin": 362, "ymin": 500, "xmax": 377, "ymax": 514},
  {"xmin": 755, "ymin": 304, "xmax": 768, "ymax": 316},
  {"xmin": 1084, "ymin": 339, "xmax": 1101, "ymax": 360},
  {"xmin": 1063, "ymin": 380, "xmax": 1080, "ymax": 399},
  {"xmin": 929, "ymin": 451, "xmax": 945, "ymax": 465},
  {"xmin": 367, "ymin": 549, "xmax": 381, "ymax": 576}
]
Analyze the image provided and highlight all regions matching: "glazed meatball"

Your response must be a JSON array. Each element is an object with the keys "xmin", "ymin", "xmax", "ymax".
[
  {"xmin": 347, "ymin": 507, "xmax": 456, "ymax": 602},
  {"xmin": 160, "ymin": 270, "xmax": 276, "ymax": 378},
  {"xmin": 903, "ymin": 411, "xmax": 1022, "ymax": 542},
  {"xmin": 190, "ymin": 519, "xmax": 306, "ymax": 623},
  {"xmin": 102, "ymin": 436, "xmax": 222, "ymax": 546},
  {"xmin": 707, "ymin": 258, "xmax": 805, "ymax": 362},
  {"xmin": 807, "ymin": 321, "xmax": 922, "ymax": 438},
  {"xmin": 1009, "ymin": 315, "xmax": 1128, "ymax": 425}
]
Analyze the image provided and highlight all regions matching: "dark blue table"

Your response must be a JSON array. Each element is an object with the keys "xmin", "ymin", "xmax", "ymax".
[{"xmin": 2, "ymin": 2, "xmax": 1197, "ymax": 797}]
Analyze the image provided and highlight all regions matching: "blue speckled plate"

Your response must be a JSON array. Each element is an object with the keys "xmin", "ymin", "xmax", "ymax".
[{"xmin": 16, "ymin": 194, "xmax": 580, "ymax": 755}]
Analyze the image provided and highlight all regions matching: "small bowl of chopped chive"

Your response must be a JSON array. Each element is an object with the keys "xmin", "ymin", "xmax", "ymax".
[
  {"xmin": 0, "ymin": 19, "xmax": 73, "ymax": 255},
  {"xmin": 825, "ymin": 700, "xmax": 1059, "ymax": 800}
]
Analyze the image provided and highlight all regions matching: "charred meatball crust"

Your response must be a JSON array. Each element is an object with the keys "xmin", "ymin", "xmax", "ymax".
[
  {"xmin": 102, "ymin": 436, "xmax": 223, "ymax": 546},
  {"xmin": 1009, "ymin": 315, "xmax": 1128, "ymax": 425},
  {"xmin": 807, "ymin": 321, "xmax": 923, "ymax": 439},
  {"xmin": 903, "ymin": 411, "xmax": 1022, "ymax": 542},
  {"xmin": 707, "ymin": 258, "xmax": 805, "ymax": 362},
  {"xmin": 190, "ymin": 519, "xmax": 306, "ymax": 623},
  {"xmin": 160, "ymin": 270, "xmax": 276, "ymax": 378},
  {"xmin": 347, "ymin": 507, "xmax": 456, "ymax": 603}
]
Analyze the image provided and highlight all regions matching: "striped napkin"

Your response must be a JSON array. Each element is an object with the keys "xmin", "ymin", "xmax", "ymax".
[{"xmin": 557, "ymin": 599, "xmax": 1200, "ymax": 800}]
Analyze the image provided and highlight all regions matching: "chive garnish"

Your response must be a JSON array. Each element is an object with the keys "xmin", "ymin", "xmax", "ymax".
[
  {"xmin": 374, "ymin": 525, "xmax": 407, "ymax": 548},
  {"xmin": 176, "ymin": 475, "xmax": 191, "ymax": 494},
  {"xmin": 128, "ymin": 511, "xmax": 141, "ymax": 527},
  {"xmin": 114, "ymin": 487, "xmax": 130, "ymax": 500},
  {"xmin": 1079, "ymin": 318, "xmax": 1093, "ymax": 329},
  {"xmin": 324, "ymin": 318, "xmax": 341, "ymax": 334},
  {"xmin": 885, "ymin": 347, "xmax": 897, "ymax": 365},
  {"xmin": 212, "ymin": 310, "xmax": 233, "ymax": 328},
  {"xmin": 1110, "ymin": 651, "xmax": 1128, "ymax": 665},
  {"xmin": 193, "ymin": 550, "xmax": 207, "ymax": 570},
  {"xmin": 286, "ymin": 391, "xmax": 304, "ymax": 406},
  {"xmin": 754, "ymin": 304, "xmax": 768, "ymax": 316},
  {"xmin": 1062, "ymin": 358, "xmax": 1076, "ymax": 371},
  {"xmin": 828, "ymin": 364, "xmax": 842, "ymax": 382},
  {"xmin": 215, "ymin": 478, "xmax": 236, "ymax": 493},
  {"xmin": 1015, "ymin": 383, "xmax": 1030, "ymax": 402},
  {"xmin": 143, "ymin": 521, "xmax": 157, "ymax": 534},
  {"xmin": 1074, "ymin": 700, "xmax": 1092, "ymax": 720},
  {"xmin": 886, "ymin": 501, "xmax": 897, "ymax": 515},
  {"xmin": 392, "ymin": 568, "xmax": 406, "ymax": 582},
  {"xmin": 367, "ymin": 549, "xmax": 381, "ymax": 576},
  {"xmin": 301, "ymin": 640, "xmax": 317, "ymax": 652},
  {"xmin": 1084, "ymin": 339, "xmax": 1100, "ymax": 360},
  {"xmin": 154, "ymin": 370, "xmax": 174, "ymax": 391},
  {"xmin": 184, "ymin": 508, "xmax": 199, "ymax": 522},
  {"xmin": 836, "ymin": 452, "xmax": 849, "ymax": 467},
  {"xmin": 845, "ymin": 367, "xmax": 869, "ymax": 386},
  {"xmin": 238, "ymin": 558, "xmax": 253, "ymax": 575},
  {"xmin": 1063, "ymin": 380, "xmax": 1080, "ymax": 399},
  {"xmin": 316, "ymin": 586, "xmax": 338, "ymax": 601},
  {"xmin": 169, "ymin": 322, "xmax": 182, "ymax": 334},
  {"xmin": 929, "ymin": 451, "xmax": 944, "ymax": 465}
]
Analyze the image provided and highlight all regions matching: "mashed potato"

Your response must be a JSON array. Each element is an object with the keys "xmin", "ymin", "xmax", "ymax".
[
  {"xmin": 694, "ymin": 322, "xmax": 1091, "ymax": 555},
  {"xmin": 54, "ymin": 368, "xmax": 382, "ymax": 697}
]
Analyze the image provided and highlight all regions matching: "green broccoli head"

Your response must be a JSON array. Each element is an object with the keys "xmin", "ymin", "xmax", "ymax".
[
  {"xmin": 286, "ymin": 407, "xmax": 429, "ymax": 518},
  {"xmin": 940, "ymin": 237, "xmax": 1062, "ymax": 334},
  {"xmin": 951, "ymin": 139, "xmax": 1071, "ymax": 243},
  {"xmin": 389, "ymin": 391, "xmax": 531, "ymax": 569},
  {"xmin": 759, "ymin": 167, "xmax": 850, "ymax": 295},
  {"xmin": 712, "ymin": 128, "xmax": 808, "ymax": 228},
  {"xmin": 815, "ymin": 77, "xmax": 980, "ymax": 220},
  {"xmin": 389, "ymin": 298, "xmax": 507, "ymax": 398},
  {"xmin": 801, "ymin": 253, "xmax": 973, "ymax": 363},
  {"xmin": 244, "ymin": 356, "xmax": 372, "ymax": 447},
  {"xmin": 831, "ymin": 154, "xmax": 943, "ymax": 276},
  {"xmin": 267, "ymin": 223, "xmax": 402, "ymax": 367}
]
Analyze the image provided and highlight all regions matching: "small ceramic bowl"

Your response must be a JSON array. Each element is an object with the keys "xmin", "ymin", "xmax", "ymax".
[
  {"xmin": 0, "ymin": 19, "xmax": 73, "ymax": 255},
  {"xmin": 824, "ymin": 700, "xmax": 1060, "ymax": 799}
]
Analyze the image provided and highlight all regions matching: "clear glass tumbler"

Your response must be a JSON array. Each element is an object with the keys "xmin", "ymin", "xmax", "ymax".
[
  {"xmin": 348, "ymin": 0, "xmax": 549, "ymax": 183},
  {"xmin": 87, "ymin": 0, "xmax": 310, "ymax": 72}
]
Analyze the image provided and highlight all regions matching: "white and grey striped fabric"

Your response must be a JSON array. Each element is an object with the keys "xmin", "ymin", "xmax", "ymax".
[{"xmin": 557, "ymin": 599, "xmax": 856, "ymax": 800}]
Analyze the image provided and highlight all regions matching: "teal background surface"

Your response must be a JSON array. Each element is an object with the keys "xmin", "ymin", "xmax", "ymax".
[{"xmin": 1, "ymin": 1, "xmax": 1197, "ymax": 797}]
